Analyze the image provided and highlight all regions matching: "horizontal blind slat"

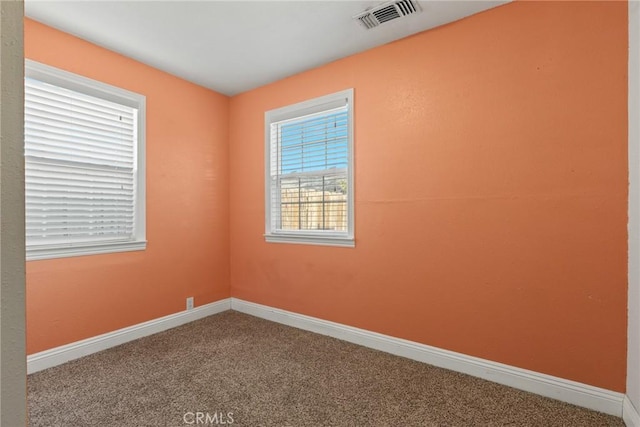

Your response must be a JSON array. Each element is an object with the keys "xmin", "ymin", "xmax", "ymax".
[
  {"xmin": 25, "ymin": 142, "xmax": 133, "ymax": 167},
  {"xmin": 27, "ymin": 202, "xmax": 134, "ymax": 209},
  {"xmin": 27, "ymin": 210, "xmax": 134, "ymax": 218},
  {"xmin": 25, "ymin": 128, "xmax": 134, "ymax": 154},
  {"xmin": 27, "ymin": 230, "xmax": 134, "ymax": 239},
  {"xmin": 25, "ymin": 92, "xmax": 135, "ymax": 120},
  {"xmin": 26, "ymin": 120, "xmax": 135, "ymax": 148},
  {"xmin": 26, "ymin": 193, "xmax": 134, "ymax": 203},
  {"xmin": 25, "ymin": 98, "xmax": 135, "ymax": 127},
  {"xmin": 27, "ymin": 217, "xmax": 135, "ymax": 226},
  {"xmin": 25, "ymin": 108, "xmax": 135, "ymax": 137},
  {"xmin": 26, "ymin": 79, "xmax": 134, "ymax": 115},
  {"xmin": 26, "ymin": 179, "xmax": 133, "ymax": 192}
]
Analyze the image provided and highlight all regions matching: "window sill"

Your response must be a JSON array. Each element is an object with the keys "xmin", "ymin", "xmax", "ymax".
[
  {"xmin": 265, "ymin": 233, "xmax": 354, "ymax": 248},
  {"xmin": 26, "ymin": 240, "xmax": 147, "ymax": 261}
]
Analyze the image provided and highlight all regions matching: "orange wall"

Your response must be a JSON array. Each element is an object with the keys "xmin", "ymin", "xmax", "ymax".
[
  {"xmin": 229, "ymin": 1, "xmax": 628, "ymax": 392},
  {"xmin": 25, "ymin": 19, "xmax": 230, "ymax": 354}
]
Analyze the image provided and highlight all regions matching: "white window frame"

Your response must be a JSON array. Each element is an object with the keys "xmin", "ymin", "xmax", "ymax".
[
  {"xmin": 25, "ymin": 59, "xmax": 146, "ymax": 260},
  {"xmin": 264, "ymin": 89, "xmax": 354, "ymax": 247}
]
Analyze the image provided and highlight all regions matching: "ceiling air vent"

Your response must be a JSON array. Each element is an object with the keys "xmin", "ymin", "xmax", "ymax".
[{"xmin": 354, "ymin": 0, "xmax": 421, "ymax": 30}]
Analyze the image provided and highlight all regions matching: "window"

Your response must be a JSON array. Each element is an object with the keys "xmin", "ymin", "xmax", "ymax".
[
  {"xmin": 24, "ymin": 60, "xmax": 146, "ymax": 260},
  {"xmin": 265, "ymin": 89, "xmax": 354, "ymax": 247}
]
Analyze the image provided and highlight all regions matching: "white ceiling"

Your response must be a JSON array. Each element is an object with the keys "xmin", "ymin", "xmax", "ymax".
[{"xmin": 25, "ymin": 1, "xmax": 508, "ymax": 96}]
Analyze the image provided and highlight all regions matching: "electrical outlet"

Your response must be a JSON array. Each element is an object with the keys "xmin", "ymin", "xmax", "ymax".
[{"xmin": 186, "ymin": 297, "xmax": 194, "ymax": 310}]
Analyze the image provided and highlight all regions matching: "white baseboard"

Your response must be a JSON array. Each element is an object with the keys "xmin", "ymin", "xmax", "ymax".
[
  {"xmin": 625, "ymin": 395, "xmax": 640, "ymax": 427},
  {"xmin": 26, "ymin": 295, "xmax": 630, "ymax": 421},
  {"xmin": 230, "ymin": 298, "xmax": 625, "ymax": 418},
  {"xmin": 27, "ymin": 298, "xmax": 231, "ymax": 374}
]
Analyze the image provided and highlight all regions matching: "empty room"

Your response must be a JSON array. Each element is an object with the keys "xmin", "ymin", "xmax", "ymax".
[{"xmin": 0, "ymin": 0, "xmax": 638, "ymax": 426}]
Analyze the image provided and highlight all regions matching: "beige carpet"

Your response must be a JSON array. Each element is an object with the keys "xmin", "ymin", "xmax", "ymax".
[{"xmin": 28, "ymin": 311, "xmax": 624, "ymax": 426}]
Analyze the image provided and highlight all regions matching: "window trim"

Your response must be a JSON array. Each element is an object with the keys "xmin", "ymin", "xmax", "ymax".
[
  {"xmin": 25, "ymin": 59, "xmax": 147, "ymax": 261},
  {"xmin": 264, "ymin": 89, "xmax": 354, "ymax": 247}
]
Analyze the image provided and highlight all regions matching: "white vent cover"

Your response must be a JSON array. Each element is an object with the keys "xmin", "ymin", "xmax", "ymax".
[{"xmin": 354, "ymin": 0, "xmax": 421, "ymax": 30}]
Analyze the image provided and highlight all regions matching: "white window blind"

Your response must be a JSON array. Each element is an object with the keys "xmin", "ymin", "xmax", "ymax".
[
  {"xmin": 265, "ymin": 89, "xmax": 354, "ymax": 247},
  {"xmin": 24, "ymin": 60, "xmax": 146, "ymax": 259}
]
